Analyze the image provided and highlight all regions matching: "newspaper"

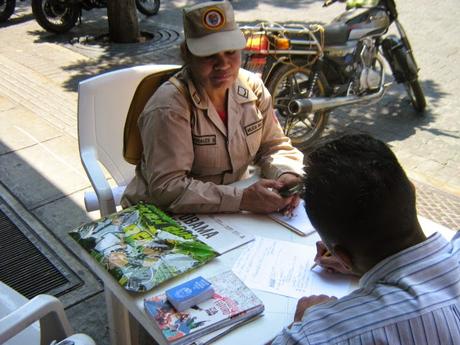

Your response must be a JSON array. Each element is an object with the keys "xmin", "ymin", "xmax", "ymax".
[{"xmin": 173, "ymin": 213, "xmax": 254, "ymax": 254}]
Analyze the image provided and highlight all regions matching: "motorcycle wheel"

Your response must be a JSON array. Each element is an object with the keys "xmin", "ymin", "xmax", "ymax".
[
  {"xmin": 405, "ymin": 79, "xmax": 426, "ymax": 113},
  {"xmin": 135, "ymin": 0, "xmax": 160, "ymax": 16},
  {"xmin": 396, "ymin": 24, "xmax": 427, "ymax": 113},
  {"xmin": 266, "ymin": 62, "xmax": 328, "ymax": 150},
  {"xmin": 32, "ymin": 0, "xmax": 79, "ymax": 33},
  {"xmin": 0, "ymin": 0, "xmax": 15, "ymax": 22}
]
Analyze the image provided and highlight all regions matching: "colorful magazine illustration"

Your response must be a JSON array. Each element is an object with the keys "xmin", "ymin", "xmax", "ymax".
[
  {"xmin": 69, "ymin": 203, "xmax": 218, "ymax": 292},
  {"xmin": 144, "ymin": 271, "xmax": 264, "ymax": 345}
]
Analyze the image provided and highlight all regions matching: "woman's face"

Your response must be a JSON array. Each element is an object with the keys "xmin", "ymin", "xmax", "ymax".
[{"xmin": 188, "ymin": 50, "xmax": 241, "ymax": 93}]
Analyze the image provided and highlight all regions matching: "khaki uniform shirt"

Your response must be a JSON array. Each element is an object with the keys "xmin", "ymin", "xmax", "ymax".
[{"xmin": 122, "ymin": 68, "xmax": 304, "ymax": 213}]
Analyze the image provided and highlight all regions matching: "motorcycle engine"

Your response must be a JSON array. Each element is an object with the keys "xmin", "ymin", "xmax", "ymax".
[
  {"xmin": 355, "ymin": 38, "xmax": 381, "ymax": 93},
  {"xmin": 360, "ymin": 67, "xmax": 380, "ymax": 90}
]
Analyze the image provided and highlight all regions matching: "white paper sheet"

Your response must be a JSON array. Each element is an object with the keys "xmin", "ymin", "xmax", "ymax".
[
  {"xmin": 232, "ymin": 237, "xmax": 356, "ymax": 299},
  {"xmin": 268, "ymin": 200, "xmax": 316, "ymax": 236}
]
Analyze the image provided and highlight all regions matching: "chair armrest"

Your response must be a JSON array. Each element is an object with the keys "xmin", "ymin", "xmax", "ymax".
[
  {"xmin": 80, "ymin": 149, "xmax": 117, "ymax": 216},
  {"xmin": 51, "ymin": 333, "xmax": 96, "ymax": 345},
  {"xmin": 0, "ymin": 294, "xmax": 72, "ymax": 345},
  {"xmin": 84, "ymin": 185, "xmax": 127, "ymax": 212}
]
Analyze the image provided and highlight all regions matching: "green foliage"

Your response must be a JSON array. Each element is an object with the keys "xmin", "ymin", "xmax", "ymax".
[{"xmin": 171, "ymin": 240, "xmax": 217, "ymax": 263}]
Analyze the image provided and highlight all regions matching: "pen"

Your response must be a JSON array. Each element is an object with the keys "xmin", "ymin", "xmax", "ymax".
[{"xmin": 310, "ymin": 250, "xmax": 332, "ymax": 270}]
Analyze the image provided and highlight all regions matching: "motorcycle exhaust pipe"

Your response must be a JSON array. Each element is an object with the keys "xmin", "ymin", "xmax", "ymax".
[
  {"xmin": 288, "ymin": 61, "xmax": 387, "ymax": 114},
  {"xmin": 288, "ymin": 90, "xmax": 383, "ymax": 114}
]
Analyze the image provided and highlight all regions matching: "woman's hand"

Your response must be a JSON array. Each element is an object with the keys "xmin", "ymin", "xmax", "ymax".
[
  {"xmin": 277, "ymin": 173, "xmax": 302, "ymax": 216},
  {"xmin": 313, "ymin": 241, "xmax": 351, "ymax": 274},
  {"xmin": 277, "ymin": 172, "xmax": 301, "ymax": 188},
  {"xmin": 240, "ymin": 179, "xmax": 294, "ymax": 214}
]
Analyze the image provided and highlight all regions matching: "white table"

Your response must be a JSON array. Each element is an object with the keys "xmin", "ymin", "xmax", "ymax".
[
  {"xmin": 76, "ymin": 211, "xmax": 456, "ymax": 345},
  {"xmin": 76, "ymin": 210, "xmax": 325, "ymax": 345}
]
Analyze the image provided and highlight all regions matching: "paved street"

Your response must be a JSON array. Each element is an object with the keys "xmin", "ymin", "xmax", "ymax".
[{"xmin": 0, "ymin": 0, "xmax": 459, "ymax": 344}]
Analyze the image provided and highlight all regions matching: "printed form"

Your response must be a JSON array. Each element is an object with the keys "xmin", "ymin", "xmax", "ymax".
[{"xmin": 232, "ymin": 237, "xmax": 356, "ymax": 298}]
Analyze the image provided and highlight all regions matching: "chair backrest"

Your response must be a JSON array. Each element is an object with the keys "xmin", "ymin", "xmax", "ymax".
[
  {"xmin": 123, "ymin": 66, "xmax": 182, "ymax": 165},
  {"xmin": 78, "ymin": 64, "xmax": 181, "ymax": 215}
]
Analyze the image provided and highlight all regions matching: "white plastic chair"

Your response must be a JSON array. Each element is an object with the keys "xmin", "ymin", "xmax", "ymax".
[
  {"xmin": 0, "ymin": 281, "xmax": 96, "ymax": 345},
  {"xmin": 77, "ymin": 64, "xmax": 181, "ymax": 217}
]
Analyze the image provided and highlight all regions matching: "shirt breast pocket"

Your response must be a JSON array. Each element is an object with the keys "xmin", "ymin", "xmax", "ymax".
[{"xmin": 192, "ymin": 134, "xmax": 218, "ymax": 174}]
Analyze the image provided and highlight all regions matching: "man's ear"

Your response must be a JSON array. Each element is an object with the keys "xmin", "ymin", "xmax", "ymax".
[{"xmin": 331, "ymin": 245, "xmax": 354, "ymax": 272}]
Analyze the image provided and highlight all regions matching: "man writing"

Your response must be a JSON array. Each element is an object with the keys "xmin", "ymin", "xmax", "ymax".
[{"xmin": 272, "ymin": 134, "xmax": 460, "ymax": 344}]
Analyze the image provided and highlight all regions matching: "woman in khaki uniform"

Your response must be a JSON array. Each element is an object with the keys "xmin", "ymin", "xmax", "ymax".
[{"xmin": 122, "ymin": 0, "xmax": 304, "ymax": 214}]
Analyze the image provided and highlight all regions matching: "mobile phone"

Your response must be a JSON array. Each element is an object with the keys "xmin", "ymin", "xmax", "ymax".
[{"xmin": 279, "ymin": 184, "xmax": 303, "ymax": 197}]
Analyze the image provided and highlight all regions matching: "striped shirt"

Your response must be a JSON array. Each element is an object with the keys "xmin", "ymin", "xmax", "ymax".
[{"xmin": 272, "ymin": 232, "xmax": 460, "ymax": 345}]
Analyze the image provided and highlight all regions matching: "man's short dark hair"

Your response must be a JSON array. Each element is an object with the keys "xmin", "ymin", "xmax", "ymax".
[{"xmin": 303, "ymin": 134, "xmax": 417, "ymax": 262}]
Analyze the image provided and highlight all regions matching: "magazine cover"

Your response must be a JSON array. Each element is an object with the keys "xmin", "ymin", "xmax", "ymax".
[
  {"xmin": 69, "ymin": 203, "xmax": 218, "ymax": 292},
  {"xmin": 144, "ymin": 271, "xmax": 264, "ymax": 345}
]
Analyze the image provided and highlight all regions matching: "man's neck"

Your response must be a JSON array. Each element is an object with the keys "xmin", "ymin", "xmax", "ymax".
[{"xmin": 355, "ymin": 223, "xmax": 427, "ymax": 275}]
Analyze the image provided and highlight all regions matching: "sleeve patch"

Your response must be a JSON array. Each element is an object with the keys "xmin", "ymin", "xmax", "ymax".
[{"xmin": 244, "ymin": 119, "xmax": 263, "ymax": 136}]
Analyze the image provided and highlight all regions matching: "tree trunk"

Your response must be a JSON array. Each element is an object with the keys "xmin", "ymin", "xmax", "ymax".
[{"xmin": 107, "ymin": 0, "xmax": 140, "ymax": 43}]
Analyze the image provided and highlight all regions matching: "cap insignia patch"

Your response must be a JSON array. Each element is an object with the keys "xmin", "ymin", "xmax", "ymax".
[{"xmin": 202, "ymin": 7, "xmax": 226, "ymax": 31}]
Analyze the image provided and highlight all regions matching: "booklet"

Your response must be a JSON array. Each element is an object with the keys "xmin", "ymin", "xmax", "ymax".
[
  {"xmin": 144, "ymin": 271, "xmax": 264, "ymax": 345},
  {"xmin": 268, "ymin": 200, "xmax": 316, "ymax": 237},
  {"xmin": 69, "ymin": 203, "xmax": 218, "ymax": 292},
  {"xmin": 190, "ymin": 314, "xmax": 263, "ymax": 345},
  {"xmin": 172, "ymin": 213, "xmax": 254, "ymax": 254}
]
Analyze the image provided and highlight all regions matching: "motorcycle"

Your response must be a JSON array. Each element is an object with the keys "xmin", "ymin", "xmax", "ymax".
[
  {"xmin": 31, "ymin": 0, "xmax": 160, "ymax": 33},
  {"xmin": 0, "ymin": 0, "xmax": 17, "ymax": 22},
  {"xmin": 242, "ymin": 0, "xmax": 426, "ymax": 149}
]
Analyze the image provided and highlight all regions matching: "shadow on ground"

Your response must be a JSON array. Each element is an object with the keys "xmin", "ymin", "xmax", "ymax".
[{"xmin": 0, "ymin": 137, "xmax": 108, "ymax": 343}]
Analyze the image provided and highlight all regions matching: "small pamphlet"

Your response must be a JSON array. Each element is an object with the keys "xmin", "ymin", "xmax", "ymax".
[
  {"xmin": 166, "ymin": 276, "xmax": 215, "ymax": 312},
  {"xmin": 69, "ymin": 203, "xmax": 218, "ymax": 292},
  {"xmin": 268, "ymin": 200, "xmax": 316, "ymax": 236},
  {"xmin": 144, "ymin": 271, "xmax": 264, "ymax": 345}
]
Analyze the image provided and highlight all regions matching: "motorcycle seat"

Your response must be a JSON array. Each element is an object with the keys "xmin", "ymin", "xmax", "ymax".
[{"xmin": 317, "ymin": 23, "xmax": 351, "ymax": 46}]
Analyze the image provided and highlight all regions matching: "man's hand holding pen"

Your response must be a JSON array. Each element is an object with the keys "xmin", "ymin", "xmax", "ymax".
[{"xmin": 311, "ymin": 241, "xmax": 352, "ymax": 274}]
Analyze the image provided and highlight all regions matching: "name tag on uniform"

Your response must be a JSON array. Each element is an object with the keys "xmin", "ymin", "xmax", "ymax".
[
  {"xmin": 192, "ymin": 134, "xmax": 216, "ymax": 146},
  {"xmin": 244, "ymin": 119, "xmax": 263, "ymax": 136}
]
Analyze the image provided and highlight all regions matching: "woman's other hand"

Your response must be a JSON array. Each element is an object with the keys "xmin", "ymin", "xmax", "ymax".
[
  {"xmin": 240, "ymin": 179, "xmax": 293, "ymax": 213},
  {"xmin": 277, "ymin": 172, "xmax": 301, "ymax": 188}
]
